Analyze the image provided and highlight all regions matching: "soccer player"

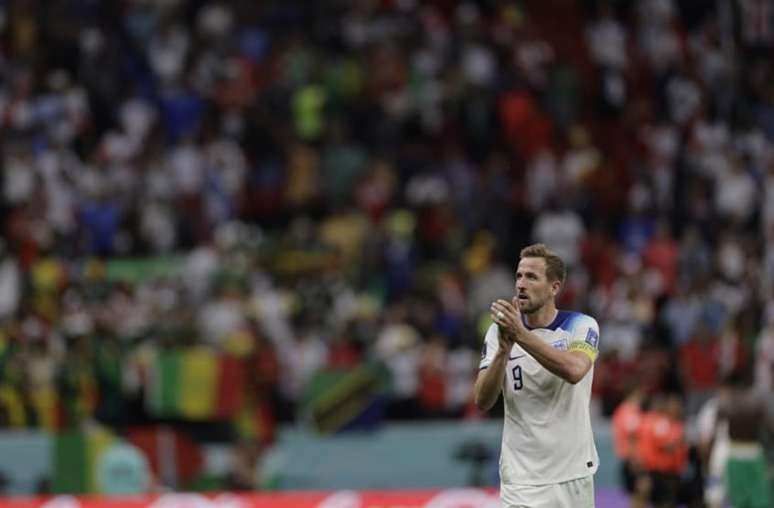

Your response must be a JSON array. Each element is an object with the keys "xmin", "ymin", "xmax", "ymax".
[{"xmin": 474, "ymin": 243, "xmax": 600, "ymax": 508}]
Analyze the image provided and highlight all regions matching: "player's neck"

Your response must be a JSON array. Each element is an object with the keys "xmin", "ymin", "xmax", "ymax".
[{"xmin": 523, "ymin": 303, "xmax": 558, "ymax": 329}]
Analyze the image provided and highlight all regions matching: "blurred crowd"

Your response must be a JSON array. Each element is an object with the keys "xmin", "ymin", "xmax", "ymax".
[{"xmin": 1, "ymin": 0, "xmax": 774, "ymax": 497}]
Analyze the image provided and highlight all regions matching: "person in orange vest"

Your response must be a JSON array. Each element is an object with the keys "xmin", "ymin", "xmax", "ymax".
[
  {"xmin": 611, "ymin": 384, "xmax": 649, "ymax": 507},
  {"xmin": 637, "ymin": 393, "xmax": 689, "ymax": 508},
  {"xmin": 663, "ymin": 395, "xmax": 694, "ymax": 506},
  {"xmin": 637, "ymin": 395, "xmax": 664, "ymax": 505}
]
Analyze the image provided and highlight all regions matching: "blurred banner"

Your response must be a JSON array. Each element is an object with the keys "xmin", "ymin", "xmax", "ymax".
[{"xmin": 0, "ymin": 489, "xmax": 502, "ymax": 508}]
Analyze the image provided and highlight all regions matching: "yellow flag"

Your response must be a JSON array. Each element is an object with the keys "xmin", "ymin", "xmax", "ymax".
[{"xmin": 178, "ymin": 348, "xmax": 218, "ymax": 419}]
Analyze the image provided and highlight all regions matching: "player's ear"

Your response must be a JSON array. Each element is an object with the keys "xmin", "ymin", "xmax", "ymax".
[{"xmin": 551, "ymin": 280, "xmax": 561, "ymax": 295}]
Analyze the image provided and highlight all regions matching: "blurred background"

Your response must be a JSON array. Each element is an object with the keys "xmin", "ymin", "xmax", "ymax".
[{"xmin": 0, "ymin": 0, "xmax": 773, "ymax": 506}]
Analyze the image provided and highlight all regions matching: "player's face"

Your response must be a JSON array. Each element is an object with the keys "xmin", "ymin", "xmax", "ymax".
[{"xmin": 515, "ymin": 257, "xmax": 557, "ymax": 314}]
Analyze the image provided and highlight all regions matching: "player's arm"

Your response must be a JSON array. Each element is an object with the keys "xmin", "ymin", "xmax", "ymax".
[
  {"xmin": 492, "ymin": 299, "xmax": 596, "ymax": 385},
  {"xmin": 473, "ymin": 325, "xmax": 510, "ymax": 411},
  {"xmin": 510, "ymin": 327, "xmax": 592, "ymax": 384}
]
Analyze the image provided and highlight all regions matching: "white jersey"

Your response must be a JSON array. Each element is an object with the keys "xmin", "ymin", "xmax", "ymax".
[{"xmin": 479, "ymin": 310, "xmax": 600, "ymax": 486}]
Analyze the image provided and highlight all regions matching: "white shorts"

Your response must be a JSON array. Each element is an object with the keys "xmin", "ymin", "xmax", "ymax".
[{"xmin": 500, "ymin": 475, "xmax": 595, "ymax": 508}]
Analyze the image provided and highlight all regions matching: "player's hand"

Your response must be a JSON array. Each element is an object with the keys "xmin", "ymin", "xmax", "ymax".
[
  {"xmin": 496, "ymin": 326, "xmax": 514, "ymax": 354},
  {"xmin": 491, "ymin": 298, "xmax": 527, "ymax": 342}
]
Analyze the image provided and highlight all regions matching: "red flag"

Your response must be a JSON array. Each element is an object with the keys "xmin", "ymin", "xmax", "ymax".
[
  {"xmin": 215, "ymin": 355, "xmax": 245, "ymax": 418},
  {"xmin": 126, "ymin": 426, "xmax": 202, "ymax": 489}
]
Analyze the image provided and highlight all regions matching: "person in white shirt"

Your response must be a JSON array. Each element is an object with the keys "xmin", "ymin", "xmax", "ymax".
[{"xmin": 474, "ymin": 243, "xmax": 600, "ymax": 508}]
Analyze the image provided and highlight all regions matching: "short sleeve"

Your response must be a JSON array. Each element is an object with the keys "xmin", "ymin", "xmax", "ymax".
[
  {"xmin": 567, "ymin": 315, "xmax": 600, "ymax": 362},
  {"xmin": 479, "ymin": 324, "xmax": 500, "ymax": 370}
]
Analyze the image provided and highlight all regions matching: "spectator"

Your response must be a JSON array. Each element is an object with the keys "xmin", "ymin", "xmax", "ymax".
[
  {"xmin": 641, "ymin": 220, "xmax": 678, "ymax": 295},
  {"xmin": 531, "ymin": 200, "xmax": 585, "ymax": 267},
  {"xmin": 611, "ymin": 384, "xmax": 648, "ymax": 507},
  {"xmin": 680, "ymin": 323, "xmax": 722, "ymax": 415},
  {"xmin": 0, "ymin": 242, "xmax": 20, "ymax": 320},
  {"xmin": 637, "ymin": 394, "xmax": 690, "ymax": 508}
]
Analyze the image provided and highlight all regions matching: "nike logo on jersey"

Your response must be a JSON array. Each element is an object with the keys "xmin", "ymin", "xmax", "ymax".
[{"xmin": 509, "ymin": 354, "xmax": 526, "ymax": 360}]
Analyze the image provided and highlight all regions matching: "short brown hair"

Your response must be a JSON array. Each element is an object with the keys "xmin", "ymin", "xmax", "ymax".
[{"xmin": 519, "ymin": 243, "xmax": 566, "ymax": 285}]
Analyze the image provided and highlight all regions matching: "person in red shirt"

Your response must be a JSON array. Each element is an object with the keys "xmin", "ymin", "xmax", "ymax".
[
  {"xmin": 663, "ymin": 395, "xmax": 689, "ymax": 478},
  {"xmin": 637, "ymin": 397, "xmax": 662, "ymax": 505},
  {"xmin": 641, "ymin": 221, "xmax": 679, "ymax": 295},
  {"xmin": 638, "ymin": 393, "xmax": 689, "ymax": 508},
  {"xmin": 611, "ymin": 384, "xmax": 649, "ymax": 507},
  {"xmin": 595, "ymin": 348, "xmax": 636, "ymax": 416},
  {"xmin": 680, "ymin": 325, "xmax": 721, "ymax": 415},
  {"xmin": 418, "ymin": 336, "xmax": 448, "ymax": 417},
  {"xmin": 581, "ymin": 224, "xmax": 619, "ymax": 289}
]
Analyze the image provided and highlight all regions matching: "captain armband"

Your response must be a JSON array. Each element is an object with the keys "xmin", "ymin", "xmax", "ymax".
[{"xmin": 568, "ymin": 341, "xmax": 598, "ymax": 362}]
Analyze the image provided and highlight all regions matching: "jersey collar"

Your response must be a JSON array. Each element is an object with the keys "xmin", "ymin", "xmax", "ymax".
[{"xmin": 521, "ymin": 310, "xmax": 567, "ymax": 331}]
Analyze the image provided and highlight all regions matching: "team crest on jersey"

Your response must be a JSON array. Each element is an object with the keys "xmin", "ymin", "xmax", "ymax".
[
  {"xmin": 585, "ymin": 328, "xmax": 599, "ymax": 349},
  {"xmin": 551, "ymin": 339, "xmax": 568, "ymax": 351}
]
